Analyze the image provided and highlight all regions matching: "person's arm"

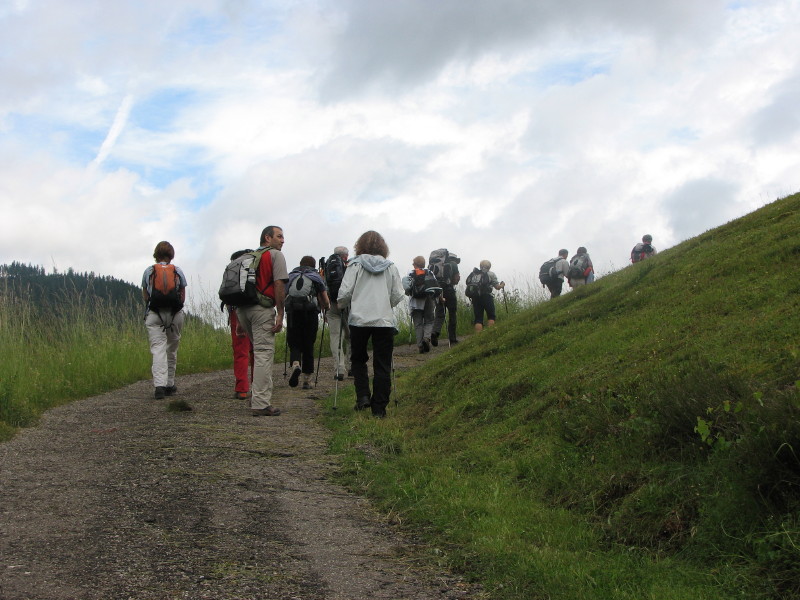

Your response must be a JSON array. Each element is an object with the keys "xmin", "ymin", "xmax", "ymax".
[
  {"xmin": 318, "ymin": 290, "xmax": 330, "ymax": 312},
  {"xmin": 389, "ymin": 266, "xmax": 405, "ymax": 307},
  {"xmin": 272, "ymin": 280, "xmax": 285, "ymax": 333}
]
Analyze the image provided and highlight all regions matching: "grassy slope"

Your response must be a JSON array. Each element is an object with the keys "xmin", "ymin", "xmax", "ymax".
[{"xmin": 327, "ymin": 193, "xmax": 800, "ymax": 599}]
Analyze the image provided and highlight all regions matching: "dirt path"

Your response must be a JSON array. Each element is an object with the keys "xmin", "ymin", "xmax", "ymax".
[{"xmin": 0, "ymin": 341, "xmax": 481, "ymax": 600}]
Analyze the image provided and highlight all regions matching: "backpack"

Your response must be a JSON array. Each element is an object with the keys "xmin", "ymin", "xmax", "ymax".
[
  {"xmin": 218, "ymin": 248, "xmax": 275, "ymax": 308},
  {"xmin": 409, "ymin": 268, "xmax": 441, "ymax": 299},
  {"xmin": 428, "ymin": 248, "xmax": 452, "ymax": 285},
  {"xmin": 567, "ymin": 254, "xmax": 590, "ymax": 280},
  {"xmin": 631, "ymin": 243, "xmax": 654, "ymax": 263},
  {"xmin": 464, "ymin": 268, "xmax": 490, "ymax": 299},
  {"xmin": 324, "ymin": 253, "xmax": 346, "ymax": 302},
  {"xmin": 538, "ymin": 258, "xmax": 560, "ymax": 285},
  {"xmin": 148, "ymin": 264, "xmax": 183, "ymax": 312},
  {"xmin": 284, "ymin": 271, "xmax": 318, "ymax": 312}
]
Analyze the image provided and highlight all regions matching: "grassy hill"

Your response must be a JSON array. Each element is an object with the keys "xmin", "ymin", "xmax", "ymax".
[{"xmin": 327, "ymin": 192, "xmax": 800, "ymax": 599}]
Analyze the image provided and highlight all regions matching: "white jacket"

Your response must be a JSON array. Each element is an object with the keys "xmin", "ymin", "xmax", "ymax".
[{"xmin": 337, "ymin": 254, "xmax": 405, "ymax": 328}]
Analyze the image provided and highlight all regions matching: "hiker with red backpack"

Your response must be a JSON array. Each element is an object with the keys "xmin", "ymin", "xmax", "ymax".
[
  {"xmin": 402, "ymin": 256, "xmax": 441, "ymax": 353},
  {"xmin": 142, "ymin": 241, "xmax": 187, "ymax": 400},
  {"xmin": 233, "ymin": 226, "xmax": 289, "ymax": 417},
  {"xmin": 631, "ymin": 234, "xmax": 657, "ymax": 263},
  {"xmin": 466, "ymin": 260, "xmax": 505, "ymax": 332},
  {"xmin": 567, "ymin": 247, "xmax": 595, "ymax": 288}
]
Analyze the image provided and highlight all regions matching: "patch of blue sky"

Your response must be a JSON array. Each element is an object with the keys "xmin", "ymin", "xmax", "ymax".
[
  {"xmin": 128, "ymin": 89, "xmax": 199, "ymax": 133},
  {"xmin": 105, "ymin": 157, "xmax": 220, "ymax": 209},
  {"xmin": 168, "ymin": 12, "xmax": 232, "ymax": 46},
  {"xmin": 7, "ymin": 113, "xmax": 105, "ymax": 164},
  {"xmin": 514, "ymin": 57, "xmax": 610, "ymax": 89},
  {"xmin": 668, "ymin": 127, "xmax": 700, "ymax": 143}
]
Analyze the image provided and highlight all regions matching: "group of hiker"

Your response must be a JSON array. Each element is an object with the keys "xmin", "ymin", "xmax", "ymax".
[{"xmin": 141, "ymin": 230, "xmax": 657, "ymax": 417}]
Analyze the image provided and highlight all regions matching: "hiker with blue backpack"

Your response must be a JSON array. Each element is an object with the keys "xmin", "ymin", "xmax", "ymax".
[
  {"xmin": 142, "ymin": 241, "xmax": 187, "ymax": 400},
  {"xmin": 465, "ymin": 260, "xmax": 505, "ymax": 332},
  {"xmin": 337, "ymin": 231, "xmax": 405, "ymax": 418},
  {"xmin": 285, "ymin": 256, "xmax": 330, "ymax": 390},
  {"xmin": 539, "ymin": 249, "xmax": 570, "ymax": 298},
  {"xmin": 402, "ymin": 256, "xmax": 441, "ymax": 353}
]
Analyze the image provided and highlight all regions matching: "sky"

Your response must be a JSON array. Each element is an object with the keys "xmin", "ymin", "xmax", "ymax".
[{"xmin": 2, "ymin": 0, "xmax": 799, "ymax": 307}]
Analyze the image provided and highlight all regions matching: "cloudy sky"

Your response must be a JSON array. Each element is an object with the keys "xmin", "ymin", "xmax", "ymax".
[{"xmin": 2, "ymin": 0, "xmax": 799, "ymax": 305}]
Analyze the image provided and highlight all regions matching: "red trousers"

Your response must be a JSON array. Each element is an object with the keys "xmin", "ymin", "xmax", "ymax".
[{"xmin": 229, "ymin": 309, "xmax": 254, "ymax": 393}]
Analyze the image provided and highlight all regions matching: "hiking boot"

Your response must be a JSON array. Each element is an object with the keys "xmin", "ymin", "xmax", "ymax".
[
  {"xmin": 372, "ymin": 408, "xmax": 387, "ymax": 418},
  {"xmin": 234, "ymin": 391, "xmax": 249, "ymax": 400},
  {"xmin": 418, "ymin": 344, "xmax": 425, "ymax": 354},
  {"xmin": 164, "ymin": 385, "xmax": 178, "ymax": 396},
  {"xmin": 154, "ymin": 386, "xmax": 166, "ymax": 400},
  {"xmin": 449, "ymin": 339, "xmax": 459, "ymax": 345},
  {"xmin": 430, "ymin": 333, "xmax": 439, "ymax": 347},
  {"xmin": 334, "ymin": 373, "xmax": 344, "ymax": 381},
  {"xmin": 355, "ymin": 396, "xmax": 371, "ymax": 411},
  {"xmin": 302, "ymin": 381, "xmax": 312, "ymax": 390},
  {"xmin": 288, "ymin": 365, "xmax": 301, "ymax": 388},
  {"xmin": 251, "ymin": 406, "xmax": 281, "ymax": 417},
  {"xmin": 422, "ymin": 338, "xmax": 431, "ymax": 353}
]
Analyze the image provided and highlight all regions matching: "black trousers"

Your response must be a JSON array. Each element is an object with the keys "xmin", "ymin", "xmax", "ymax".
[
  {"xmin": 349, "ymin": 326, "xmax": 394, "ymax": 415},
  {"xmin": 547, "ymin": 279, "xmax": 564, "ymax": 298},
  {"xmin": 287, "ymin": 310, "xmax": 320, "ymax": 374},
  {"xmin": 432, "ymin": 286, "xmax": 457, "ymax": 341}
]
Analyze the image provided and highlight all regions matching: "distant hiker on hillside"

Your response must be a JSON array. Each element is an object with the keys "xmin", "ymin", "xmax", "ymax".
[
  {"xmin": 323, "ymin": 246, "xmax": 351, "ymax": 381},
  {"xmin": 227, "ymin": 249, "xmax": 254, "ymax": 401},
  {"xmin": 429, "ymin": 248, "xmax": 461, "ymax": 346},
  {"xmin": 142, "ymin": 241, "xmax": 187, "ymax": 400},
  {"xmin": 539, "ymin": 249, "xmax": 570, "ymax": 298},
  {"xmin": 402, "ymin": 256, "xmax": 441, "ymax": 353},
  {"xmin": 567, "ymin": 247, "xmax": 595, "ymax": 288},
  {"xmin": 337, "ymin": 231, "xmax": 404, "ymax": 418},
  {"xmin": 235, "ymin": 226, "xmax": 289, "ymax": 417},
  {"xmin": 285, "ymin": 255, "xmax": 330, "ymax": 390},
  {"xmin": 466, "ymin": 260, "xmax": 505, "ymax": 332},
  {"xmin": 631, "ymin": 234, "xmax": 657, "ymax": 263}
]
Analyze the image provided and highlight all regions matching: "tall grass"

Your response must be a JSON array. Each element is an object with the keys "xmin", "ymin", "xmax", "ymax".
[{"xmin": 0, "ymin": 284, "xmax": 232, "ymax": 441}]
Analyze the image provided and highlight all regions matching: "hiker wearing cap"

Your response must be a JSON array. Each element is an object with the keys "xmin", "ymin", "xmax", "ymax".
[
  {"xmin": 567, "ymin": 247, "xmax": 595, "ymax": 288},
  {"xmin": 402, "ymin": 256, "xmax": 441, "ymax": 353},
  {"xmin": 226, "ymin": 249, "xmax": 255, "ymax": 401},
  {"xmin": 337, "ymin": 230, "xmax": 405, "ymax": 418},
  {"xmin": 631, "ymin": 234, "xmax": 657, "ymax": 263},
  {"xmin": 285, "ymin": 255, "xmax": 330, "ymax": 390},
  {"xmin": 324, "ymin": 246, "xmax": 351, "ymax": 381},
  {"xmin": 142, "ymin": 241, "xmax": 187, "ymax": 400},
  {"xmin": 235, "ymin": 226, "xmax": 289, "ymax": 417},
  {"xmin": 467, "ymin": 260, "xmax": 505, "ymax": 332}
]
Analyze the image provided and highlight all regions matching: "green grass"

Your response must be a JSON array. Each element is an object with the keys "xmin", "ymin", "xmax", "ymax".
[
  {"xmin": 324, "ymin": 192, "xmax": 800, "ymax": 599},
  {"xmin": 0, "ymin": 289, "xmax": 233, "ymax": 440}
]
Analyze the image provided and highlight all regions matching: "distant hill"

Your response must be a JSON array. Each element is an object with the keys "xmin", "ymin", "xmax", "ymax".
[{"xmin": 0, "ymin": 262, "xmax": 142, "ymax": 316}]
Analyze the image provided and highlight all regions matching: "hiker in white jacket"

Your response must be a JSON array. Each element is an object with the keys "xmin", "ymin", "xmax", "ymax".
[{"xmin": 337, "ymin": 230, "xmax": 405, "ymax": 418}]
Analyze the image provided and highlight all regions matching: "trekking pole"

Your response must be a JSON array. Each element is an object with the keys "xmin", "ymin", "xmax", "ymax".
[
  {"xmin": 408, "ymin": 313, "xmax": 413, "ymax": 346},
  {"xmin": 501, "ymin": 285, "xmax": 509, "ymax": 315},
  {"xmin": 444, "ymin": 311, "xmax": 451, "ymax": 349},
  {"xmin": 283, "ymin": 315, "xmax": 289, "ymax": 378},
  {"xmin": 315, "ymin": 310, "xmax": 326, "ymax": 387},
  {"xmin": 391, "ymin": 351, "xmax": 398, "ymax": 407},
  {"xmin": 333, "ymin": 315, "xmax": 344, "ymax": 410}
]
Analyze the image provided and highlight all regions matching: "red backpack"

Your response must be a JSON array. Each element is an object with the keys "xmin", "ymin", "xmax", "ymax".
[{"xmin": 149, "ymin": 264, "xmax": 184, "ymax": 312}]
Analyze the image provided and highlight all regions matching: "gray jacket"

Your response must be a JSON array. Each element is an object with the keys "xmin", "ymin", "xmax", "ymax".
[{"xmin": 337, "ymin": 254, "xmax": 405, "ymax": 328}]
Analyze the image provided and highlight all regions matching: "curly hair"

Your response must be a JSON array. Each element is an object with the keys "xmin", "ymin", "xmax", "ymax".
[
  {"xmin": 153, "ymin": 241, "xmax": 175, "ymax": 262},
  {"xmin": 354, "ymin": 230, "xmax": 389, "ymax": 258}
]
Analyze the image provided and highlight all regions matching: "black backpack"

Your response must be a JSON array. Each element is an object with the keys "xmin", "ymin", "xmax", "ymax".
[
  {"xmin": 409, "ymin": 268, "xmax": 441, "ymax": 299},
  {"xmin": 464, "ymin": 268, "xmax": 490, "ymax": 299},
  {"xmin": 324, "ymin": 254, "xmax": 346, "ymax": 302},
  {"xmin": 538, "ymin": 258, "xmax": 560, "ymax": 285}
]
